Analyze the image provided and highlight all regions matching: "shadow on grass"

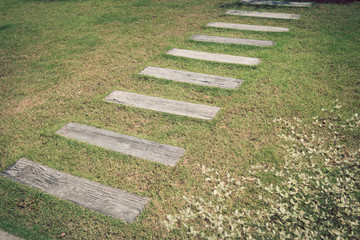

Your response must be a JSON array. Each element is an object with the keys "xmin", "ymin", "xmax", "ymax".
[
  {"xmin": 0, "ymin": 24, "xmax": 12, "ymax": 31},
  {"xmin": 24, "ymin": 0, "xmax": 87, "ymax": 2}
]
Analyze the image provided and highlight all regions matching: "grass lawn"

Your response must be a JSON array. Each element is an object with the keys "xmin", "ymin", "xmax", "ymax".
[{"xmin": 0, "ymin": 0, "xmax": 359, "ymax": 239}]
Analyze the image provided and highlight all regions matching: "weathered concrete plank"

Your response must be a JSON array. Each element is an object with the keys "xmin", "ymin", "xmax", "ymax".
[
  {"xmin": 106, "ymin": 90, "xmax": 220, "ymax": 120},
  {"xmin": 167, "ymin": 48, "xmax": 260, "ymax": 65},
  {"xmin": 207, "ymin": 22, "xmax": 289, "ymax": 32},
  {"xmin": 241, "ymin": 0, "xmax": 312, "ymax": 7},
  {"xmin": 57, "ymin": 123, "xmax": 185, "ymax": 167},
  {"xmin": 190, "ymin": 34, "xmax": 275, "ymax": 46},
  {"xmin": 1, "ymin": 158, "xmax": 149, "ymax": 223},
  {"xmin": 139, "ymin": 66, "xmax": 243, "ymax": 89},
  {"xmin": 226, "ymin": 10, "xmax": 301, "ymax": 19},
  {"xmin": 0, "ymin": 230, "xmax": 24, "ymax": 240}
]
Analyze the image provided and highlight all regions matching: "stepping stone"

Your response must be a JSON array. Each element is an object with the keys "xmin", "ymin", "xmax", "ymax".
[
  {"xmin": 106, "ymin": 90, "xmax": 220, "ymax": 120},
  {"xmin": 57, "ymin": 122, "xmax": 185, "ymax": 167},
  {"xmin": 139, "ymin": 66, "xmax": 244, "ymax": 89},
  {"xmin": 1, "ymin": 158, "xmax": 149, "ymax": 223},
  {"xmin": 240, "ymin": 0, "xmax": 312, "ymax": 7},
  {"xmin": 190, "ymin": 34, "xmax": 275, "ymax": 47},
  {"xmin": 208, "ymin": 22, "xmax": 289, "ymax": 32},
  {"xmin": 0, "ymin": 230, "xmax": 24, "ymax": 240},
  {"xmin": 167, "ymin": 48, "xmax": 260, "ymax": 65},
  {"xmin": 226, "ymin": 10, "xmax": 301, "ymax": 19}
]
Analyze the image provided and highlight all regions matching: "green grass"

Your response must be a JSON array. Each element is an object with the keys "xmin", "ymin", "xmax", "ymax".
[{"xmin": 0, "ymin": 0, "xmax": 359, "ymax": 239}]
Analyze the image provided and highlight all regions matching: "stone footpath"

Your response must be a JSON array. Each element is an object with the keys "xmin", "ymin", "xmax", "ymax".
[{"xmin": 1, "ymin": 0, "xmax": 312, "ymax": 238}]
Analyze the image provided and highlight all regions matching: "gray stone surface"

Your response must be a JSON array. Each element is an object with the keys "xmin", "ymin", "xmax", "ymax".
[
  {"xmin": 190, "ymin": 34, "xmax": 275, "ymax": 46},
  {"xmin": 1, "ymin": 158, "xmax": 149, "ymax": 223},
  {"xmin": 207, "ymin": 22, "xmax": 289, "ymax": 32},
  {"xmin": 139, "ymin": 66, "xmax": 243, "ymax": 89},
  {"xmin": 0, "ymin": 230, "xmax": 24, "ymax": 240},
  {"xmin": 225, "ymin": 10, "xmax": 301, "ymax": 19},
  {"xmin": 167, "ymin": 48, "xmax": 260, "ymax": 65},
  {"xmin": 57, "ymin": 123, "xmax": 185, "ymax": 167},
  {"xmin": 106, "ymin": 90, "xmax": 220, "ymax": 120},
  {"xmin": 241, "ymin": 0, "xmax": 312, "ymax": 7}
]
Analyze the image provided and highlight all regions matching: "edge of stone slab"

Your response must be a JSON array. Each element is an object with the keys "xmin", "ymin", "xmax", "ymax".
[
  {"xmin": 139, "ymin": 66, "xmax": 244, "ymax": 89},
  {"xmin": 0, "ymin": 230, "xmax": 24, "ymax": 240},
  {"xmin": 240, "ymin": 0, "xmax": 312, "ymax": 7},
  {"xmin": 166, "ymin": 48, "xmax": 261, "ymax": 66},
  {"xmin": 189, "ymin": 34, "xmax": 276, "ymax": 47},
  {"xmin": 225, "ymin": 10, "xmax": 301, "ymax": 20}
]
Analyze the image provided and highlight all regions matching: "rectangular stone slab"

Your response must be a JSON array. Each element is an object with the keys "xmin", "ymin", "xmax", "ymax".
[
  {"xmin": 0, "ymin": 230, "xmax": 24, "ymax": 240},
  {"xmin": 106, "ymin": 90, "xmax": 220, "ymax": 120},
  {"xmin": 139, "ymin": 66, "xmax": 244, "ymax": 89},
  {"xmin": 241, "ymin": 0, "xmax": 312, "ymax": 7},
  {"xmin": 208, "ymin": 22, "xmax": 289, "ymax": 32},
  {"xmin": 167, "ymin": 48, "xmax": 260, "ymax": 65},
  {"xmin": 57, "ymin": 123, "xmax": 186, "ymax": 167},
  {"xmin": 225, "ymin": 10, "xmax": 301, "ymax": 19},
  {"xmin": 1, "ymin": 158, "xmax": 149, "ymax": 223},
  {"xmin": 190, "ymin": 34, "xmax": 275, "ymax": 46}
]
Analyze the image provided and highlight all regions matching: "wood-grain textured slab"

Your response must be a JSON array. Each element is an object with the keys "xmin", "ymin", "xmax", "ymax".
[
  {"xmin": 190, "ymin": 34, "xmax": 275, "ymax": 46},
  {"xmin": 57, "ymin": 123, "xmax": 185, "ymax": 166},
  {"xmin": 139, "ymin": 66, "xmax": 244, "ymax": 89},
  {"xmin": 0, "ymin": 230, "xmax": 24, "ymax": 240},
  {"xmin": 1, "ymin": 158, "xmax": 149, "ymax": 223},
  {"xmin": 207, "ymin": 22, "xmax": 289, "ymax": 32},
  {"xmin": 106, "ymin": 90, "xmax": 220, "ymax": 120},
  {"xmin": 225, "ymin": 10, "xmax": 301, "ymax": 19},
  {"xmin": 167, "ymin": 48, "xmax": 260, "ymax": 65},
  {"xmin": 241, "ymin": 0, "xmax": 312, "ymax": 7}
]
